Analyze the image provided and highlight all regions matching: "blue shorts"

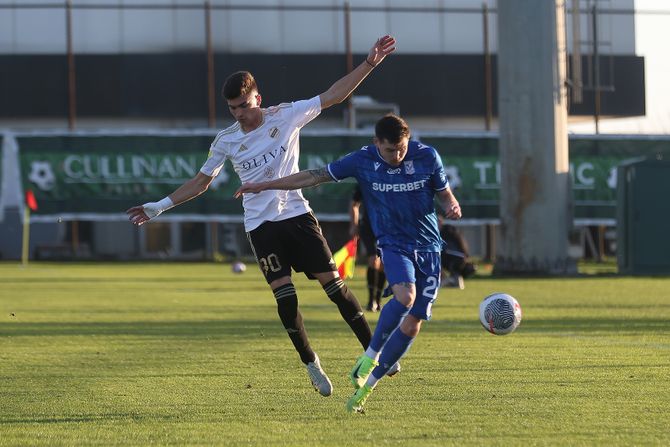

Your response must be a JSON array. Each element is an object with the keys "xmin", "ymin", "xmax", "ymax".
[{"xmin": 378, "ymin": 248, "xmax": 442, "ymax": 320}]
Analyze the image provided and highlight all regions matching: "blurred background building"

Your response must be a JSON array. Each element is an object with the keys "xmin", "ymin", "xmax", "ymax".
[
  {"xmin": 1, "ymin": 0, "xmax": 668, "ymax": 264},
  {"xmin": 0, "ymin": 0, "xmax": 645, "ymax": 130}
]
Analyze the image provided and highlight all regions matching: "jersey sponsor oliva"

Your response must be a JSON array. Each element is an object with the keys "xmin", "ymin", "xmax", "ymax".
[{"xmin": 201, "ymin": 96, "xmax": 322, "ymax": 231}]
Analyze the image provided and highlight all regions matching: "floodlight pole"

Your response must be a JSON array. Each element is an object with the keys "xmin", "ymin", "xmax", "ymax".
[
  {"xmin": 65, "ymin": 0, "xmax": 77, "ymax": 130},
  {"xmin": 592, "ymin": 4, "xmax": 601, "ymax": 134},
  {"xmin": 571, "ymin": 0, "xmax": 583, "ymax": 104},
  {"xmin": 205, "ymin": 0, "xmax": 216, "ymax": 128},
  {"xmin": 344, "ymin": 1, "xmax": 354, "ymax": 129},
  {"xmin": 482, "ymin": 3, "xmax": 493, "ymax": 131}
]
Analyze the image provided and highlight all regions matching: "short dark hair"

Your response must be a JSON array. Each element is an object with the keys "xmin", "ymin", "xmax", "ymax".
[
  {"xmin": 222, "ymin": 71, "xmax": 258, "ymax": 100},
  {"xmin": 375, "ymin": 114, "xmax": 410, "ymax": 144}
]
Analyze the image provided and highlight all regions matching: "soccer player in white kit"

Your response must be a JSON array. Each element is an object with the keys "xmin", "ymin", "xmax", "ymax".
[{"xmin": 126, "ymin": 35, "xmax": 396, "ymax": 397}]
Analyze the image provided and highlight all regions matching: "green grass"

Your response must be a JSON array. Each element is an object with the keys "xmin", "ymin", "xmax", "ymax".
[{"xmin": 1, "ymin": 262, "xmax": 668, "ymax": 446}]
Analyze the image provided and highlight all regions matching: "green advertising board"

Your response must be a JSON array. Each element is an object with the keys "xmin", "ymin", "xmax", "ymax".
[
  {"xmin": 0, "ymin": 133, "xmax": 4, "ymax": 220},
  {"xmin": 18, "ymin": 134, "xmax": 221, "ymax": 217},
  {"xmin": 16, "ymin": 132, "xmax": 670, "ymax": 221},
  {"xmin": 16, "ymin": 133, "xmax": 370, "ymax": 219},
  {"xmin": 0, "ymin": 133, "xmax": 4, "ymax": 184},
  {"xmin": 421, "ymin": 135, "xmax": 670, "ymax": 221}
]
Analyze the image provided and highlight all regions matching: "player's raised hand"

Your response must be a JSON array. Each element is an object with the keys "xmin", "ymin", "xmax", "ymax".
[
  {"xmin": 126, "ymin": 205, "xmax": 151, "ymax": 226},
  {"xmin": 366, "ymin": 35, "xmax": 396, "ymax": 67},
  {"xmin": 126, "ymin": 198, "xmax": 172, "ymax": 226}
]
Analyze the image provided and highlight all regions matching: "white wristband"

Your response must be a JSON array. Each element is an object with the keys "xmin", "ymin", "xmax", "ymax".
[
  {"xmin": 157, "ymin": 196, "xmax": 174, "ymax": 211},
  {"xmin": 143, "ymin": 196, "xmax": 174, "ymax": 219}
]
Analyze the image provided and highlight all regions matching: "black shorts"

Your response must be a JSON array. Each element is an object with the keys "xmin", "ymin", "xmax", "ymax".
[{"xmin": 247, "ymin": 212, "xmax": 337, "ymax": 284}]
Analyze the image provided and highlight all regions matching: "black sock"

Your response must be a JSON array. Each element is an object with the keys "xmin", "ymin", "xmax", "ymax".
[
  {"xmin": 366, "ymin": 267, "xmax": 387, "ymax": 307},
  {"xmin": 374, "ymin": 269, "xmax": 386, "ymax": 306},
  {"xmin": 273, "ymin": 283, "xmax": 315, "ymax": 364},
  {"xmin": 366, "ymin": 267, "xmax": 377, "ymax": 307},
  {"xmin": 323, "ymin": 278, "xmax": 371, "ymax": 349}
]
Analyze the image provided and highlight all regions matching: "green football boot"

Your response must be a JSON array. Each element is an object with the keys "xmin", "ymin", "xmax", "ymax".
[
  {"xmin": 346, "ymin": 384, "xmax": 374, "ymax": 414},
  {"xmin": 349, "ymin": 354, "xmax": 378, "ymax": 389}
]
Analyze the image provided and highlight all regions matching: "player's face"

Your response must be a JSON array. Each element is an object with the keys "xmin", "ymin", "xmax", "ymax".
[
  {"xmin": 227, "ymin": 91, "xmax": 262, "ymax": 131},
  {"xmin": 375, "ymin": 137, "xmax": 409, "ymax": 166}
]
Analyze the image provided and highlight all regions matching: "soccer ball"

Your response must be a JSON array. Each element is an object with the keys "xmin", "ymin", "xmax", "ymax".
[
  {"xmin": 479, "ymin": 293, "xmax": 522, "ymax": 335},
  {"xmin": 231, "ymin": 261, "xmax": 247, "ymax": 273}
]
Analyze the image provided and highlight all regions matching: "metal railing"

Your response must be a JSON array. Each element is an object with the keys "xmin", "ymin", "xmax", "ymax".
[
  {"xmin": 1, "ymin": 1, "xmax": 498, "ymax": 130},
  {"xmin": 1, "ymin": 2, "xmax": 666, "ymax": 132}
]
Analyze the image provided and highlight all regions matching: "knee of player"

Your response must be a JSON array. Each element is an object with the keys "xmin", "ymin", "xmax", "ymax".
[{"xmin": 393, "ymin": 289, "xmax": 415, "ymax": 308}]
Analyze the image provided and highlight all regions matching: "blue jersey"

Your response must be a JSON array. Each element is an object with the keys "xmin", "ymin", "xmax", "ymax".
[{"xmin": 328, "ymin": 140, "xmax": 449, "ymax": 253}]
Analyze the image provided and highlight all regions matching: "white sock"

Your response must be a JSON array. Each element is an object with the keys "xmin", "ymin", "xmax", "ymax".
[
  {"xmin": 365, "ymin": 347, "xmax": 380, "ymax": 361},
  {"xmin": 366, "ymin": 374, "xmax": 381, "ymax": 388}
]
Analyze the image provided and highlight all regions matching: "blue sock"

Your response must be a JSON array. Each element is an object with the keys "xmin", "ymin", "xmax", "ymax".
[
  {"xmin": 371, "ymin": 329, "xmax": 415, "ymax": 380},
  {"xmin": 368, "ymin": 298, "xmax": 410, "ymax": 352}
]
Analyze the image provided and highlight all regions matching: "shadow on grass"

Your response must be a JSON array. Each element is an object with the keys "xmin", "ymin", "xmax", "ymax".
[
  {"xmin": 2, "ymin": 316, "xmax": 668, "ymax": 337},
  {"xmin": 0, "ymin": 413, "xmax": 178, "ymax": 425},
  {"xmin": 0, "ymin": 320, "xmax": 276, "ymax": 337},
  {"xmin": 470, "ymin": 273, "xmax": 669, "ymax": 280},
  {"xmin": 428, "ymin": 317, "xmax": 670, "ymax": 334},
  {"xmin": 0, "ymin": 277, "xmax": 265, "ymax": 285}
]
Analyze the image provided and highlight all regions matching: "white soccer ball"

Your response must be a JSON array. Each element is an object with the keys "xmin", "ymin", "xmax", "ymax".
[
  {"xmin": 479, "ymin": 293, "xmax": 522, "ymax": 335},
  {"xmin": 231, "ymin": 261, "xmax": 247, "ymax": 274}
]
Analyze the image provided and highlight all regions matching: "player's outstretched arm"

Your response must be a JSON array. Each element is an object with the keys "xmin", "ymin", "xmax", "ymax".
[
  {"xmin": 437, "ymin": 187, "xmax": 462, "ymax": 220},
  {"xmin": 234, "ymin": 167, "xmax": 333, "ymax": 198},
  {"xmin": 126, "ymin": 172, "xmax": 214, "ymax": 226},
  {"xmin": 319, "ymin": 35, "xmax": 396, "ymax": 109}
]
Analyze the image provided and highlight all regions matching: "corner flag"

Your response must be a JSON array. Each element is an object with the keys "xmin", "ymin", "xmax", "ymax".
[
  {"xmin": 25, "ymin": 190, "xmax": 38, "ymax": 211},
  {"xmin": 22, "ymin": 190, "xmax": 38, "ymax": 266},
  {"xmin": 333, "ymin": 238, "xmax": 357, "ymax": 279}
]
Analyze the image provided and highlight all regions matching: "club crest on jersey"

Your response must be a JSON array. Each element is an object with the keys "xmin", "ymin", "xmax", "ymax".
[
  {"xmin": 404, "ymin": 161, "xmax": 415, "ymax": 175},
  {"xmin": 440, "ymin": 170, "xmax": 448, "ymax": 185},
  {"xmin": 374, "ymin": 162, "xmax": 381, "ymax": 171},
  {"xmin": 264, "ymin": 167, "xmax": 275, "ymax": 178},
  {"xmin": 269, "ymin": 127, "xmax": 280, "ymax": 138},
  {"xmin": 239, "ymin": 144, "xmax": 248, "ymax": 152}
]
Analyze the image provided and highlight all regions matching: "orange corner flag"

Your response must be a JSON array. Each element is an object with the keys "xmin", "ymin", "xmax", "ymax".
[
  {"xmin": 333, "ymin": 238, "xmax": 358, "ymax": 279},
  {"xmin": 25, "ymin": 190, "xmax": 38, "ymax": 211}
]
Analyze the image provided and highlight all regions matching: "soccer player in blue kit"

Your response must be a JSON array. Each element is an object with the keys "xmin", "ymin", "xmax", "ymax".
[{"xmin": 234, "ymin": 114, "xmax": 462, "ymax": 413}]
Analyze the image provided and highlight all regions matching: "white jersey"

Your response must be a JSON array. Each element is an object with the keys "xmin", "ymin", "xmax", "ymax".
[{"xmin": 201, "ymin": 96, "xmax": 322, "ymax": 231}]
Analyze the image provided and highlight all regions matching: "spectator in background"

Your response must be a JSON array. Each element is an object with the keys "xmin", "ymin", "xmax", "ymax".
[{"xmin": 439, "ymin": 221, "xmax": 477, "ymax": 289}]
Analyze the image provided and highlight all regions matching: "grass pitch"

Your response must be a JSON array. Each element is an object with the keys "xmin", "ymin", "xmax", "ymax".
[{"xmin": 1, "ymin": 262, "xmax": 668, "ymax": 446}]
